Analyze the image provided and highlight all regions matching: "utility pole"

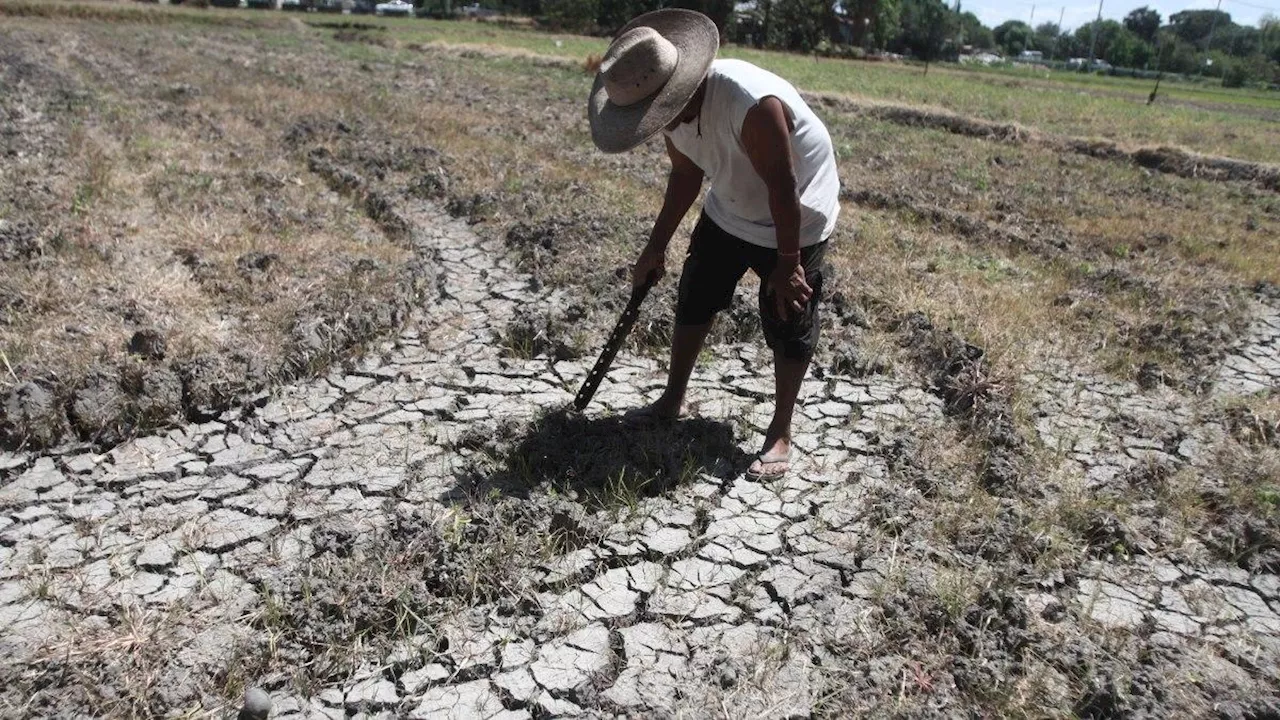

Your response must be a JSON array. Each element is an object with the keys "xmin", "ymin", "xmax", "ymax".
[
  {"xmin": 1053, "ymin": 6, "xmax": 1064, "ymax": 60},
  {"xmin": 1086, "ymin": 0, "xmax": 1104, "ymax": 69},
  {"xmin": 762, "ymin": 0, "xmax": 771, "ymax": 50},
  {"xmin": 1198, "ymin": 0, "xmax": 1224, "ymax": 77},
  {"xmin": 1148, "ymin": 32, "xmax": 1166, "ymax": 103},
  {"xmin": 1030, "ymin": 4, "xmax": 1035, "ymax": 27}
]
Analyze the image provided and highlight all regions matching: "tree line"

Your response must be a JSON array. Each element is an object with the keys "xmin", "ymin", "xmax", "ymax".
[{"xmin": 472, "ymin": 0, "xmax": 1280, "ymax": 87}]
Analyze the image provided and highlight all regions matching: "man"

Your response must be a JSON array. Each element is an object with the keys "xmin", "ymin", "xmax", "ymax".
[{"xmin": 587, "ymin": 9, "xmax": 839, "ymax": 480}]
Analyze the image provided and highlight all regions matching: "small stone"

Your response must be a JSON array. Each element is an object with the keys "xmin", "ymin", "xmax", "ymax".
[{"xmin": 239, "ymin": 687, "xmax": 272, "ymax": 720}]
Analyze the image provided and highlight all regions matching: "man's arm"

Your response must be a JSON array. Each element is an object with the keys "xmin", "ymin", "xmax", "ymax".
[
  {"xmin": 633, "ymin": 137, "xmax": 704, "ymax": 288},
  {"xmin": 741, "ymin": 96, "xmax": 811, "ymax": 316}
]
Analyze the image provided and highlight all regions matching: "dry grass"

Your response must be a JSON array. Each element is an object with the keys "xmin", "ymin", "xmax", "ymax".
[
  {"xmin": 8, "ymin": 602, "xmax": 226, "ymax": 718},
  {"xmin": 0, "ymin": 20, "xmax": 415, "ymax": 443},
  {"xmin": 376, "ymin": 39, "xmax": 1275, "ymax": 391},
  {"xmin": 1, "ymin": 10, "xmax": 1277, "ymax": 718},
  {"xmin": 6, "ymin": 5, "xmax": 1272, "ymax": 444}
]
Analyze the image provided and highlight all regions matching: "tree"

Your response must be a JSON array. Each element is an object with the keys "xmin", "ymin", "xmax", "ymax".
[
  {"xmin": 1169, "ymin": 9, "xmax": 1232, "ymax": 47},
  {"xmin": 1223, "ymin": 25, "xmax": 1261, "ymax": 56},
  {"xmin": 768, "ymin": 0, "xmax": 836, "ymax": 51},
  {"xmin": 956, "ymin": 11, "xmax": 993, "ymax": 49},
  {"xmin": 671, "ymin": 0, "xmax": 735, "ymax": 33},
  {"xmin": 1055, "ymin": 31, "xmax": 1084, "ymax": 59},
  {"xmin": 897, "ymin": 0, "xmax": 954, "ymax": 70},
  {"xmin": 1263, "ymin": 14, "xmax": 1280, "ymax": 63},
  {"xmin": 1074, "ymin": 19, "xmax": 1124, "ymax": 63},
  {"xmin": 1159, "ymin": 31, "xmax": 1202, "ymax": 73},
  {"xmin": 1107, "ymin": 27, "xmax": 1152, "ymax": 67},
  {"xmin": 542, "ymin": 0, "xmax": 600, "ymax": 31},
  {"xmin": 492, "ymin": 0, "xmax": 541, "ymax": 12},
  {"xmin": 1123, "ymin": 6, "xmax": 1160, "ymax": 44},
  {"xmin": 593, "ymin": 0, "xmax": 660, "ymax": 32},
  {"xmin": 842, "ymin": 0, "xmax": 902, "ymax": 51},
  {"xmin": 871, "ymin": 0, "xmax": 902, "ymax": 50},
  {"xmin": 1034, "ymin": 21, "xmax": 1059, "ymax": 38},
  {"xmin": 1221, "ymin": 57, "xmax": 1249, "ymax": 86},
  {"xmin": 993, "ymin": 19, "xmax": 1033, "ymax": 55},
  {"xmin": 1033, "ymin": 22, "xmax": 1060, "ymax": 54}
]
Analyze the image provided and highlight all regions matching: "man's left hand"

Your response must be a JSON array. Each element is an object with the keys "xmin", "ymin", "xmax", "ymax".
[{"xmin": 768, "ymin": 260, "xmax": 812, "ymax": 319}]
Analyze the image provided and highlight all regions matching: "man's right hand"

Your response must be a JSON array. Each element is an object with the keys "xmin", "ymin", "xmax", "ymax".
[{"xmin": 632, "ymin": 244, "xmax": 666, "ymax": 289}]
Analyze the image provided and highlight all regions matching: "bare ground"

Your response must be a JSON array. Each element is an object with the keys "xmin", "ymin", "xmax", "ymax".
[
  {"xmin": 1, "ymin": 7, "xmax": 1278, "ymax": 719},
  {"xmin": 2, "ymin": 147, "xmax": 1278, "ymax": 719}
]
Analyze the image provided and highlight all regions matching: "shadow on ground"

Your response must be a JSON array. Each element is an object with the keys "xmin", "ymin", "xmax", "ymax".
[{"xmin": 454, "ymin": 410, "xmax": 749, "ymax": 510}]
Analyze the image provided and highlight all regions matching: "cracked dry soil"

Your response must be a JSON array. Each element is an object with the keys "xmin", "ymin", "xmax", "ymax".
[
  {"xmin": 2, "ymin": 14, "xmax": 1280, "ymax": 720},
  {"xmin": 2, "ymin": 147, "xmax": 1279, "ymax": 718}
]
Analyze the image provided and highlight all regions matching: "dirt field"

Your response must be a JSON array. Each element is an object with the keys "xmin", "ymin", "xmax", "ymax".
[{"xmin": 1, "ymin": 3, "xmax": 1278, "ymax": 718}]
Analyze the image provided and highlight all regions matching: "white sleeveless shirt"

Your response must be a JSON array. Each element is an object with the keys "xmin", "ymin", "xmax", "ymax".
[{"xmin": 665, "ymin": 59, "xmax": 839, "ymax": 248}]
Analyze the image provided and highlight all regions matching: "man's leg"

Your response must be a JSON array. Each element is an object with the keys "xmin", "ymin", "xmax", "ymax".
[
  {"xmin": 641, "ymin": 214, "xmax": 746, "ymax": 419},
  {"xmin": 749, "ymin": 241, "xmax": 826, "ymax": 477},
  {"xmin": 753, "ymin": 352, "xmax": 810, "ymax": 470},
  {"xmin": 646, "ymin": 321, "xmax": 713, "ymax": 418}
]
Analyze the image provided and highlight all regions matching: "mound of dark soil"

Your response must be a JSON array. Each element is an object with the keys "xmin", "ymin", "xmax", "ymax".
[
  {"xmin": 1066, "ymin": 139, "xmax": 1280, "ymax": 192},
  {"xmin": 810, "ymin": 91, "xmax": 1279, "ymax": 191},
  {"xmin": 809, "ymin": 93, "xmax": 1032, "ymax": 143}
]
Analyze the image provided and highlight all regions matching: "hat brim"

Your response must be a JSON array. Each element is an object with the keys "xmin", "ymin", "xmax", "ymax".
[{"xmin": 588, "ymin": 10, "xmax": 719, "ymax": 154}]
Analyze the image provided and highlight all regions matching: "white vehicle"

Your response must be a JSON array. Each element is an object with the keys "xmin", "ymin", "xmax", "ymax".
[
  {"xmin": 460, "ymin": 2, "xmax": 497, "ymax": 17},
  {"xmin": 375, "ymin": 0, "xmax": 413, "ymax": 16}
]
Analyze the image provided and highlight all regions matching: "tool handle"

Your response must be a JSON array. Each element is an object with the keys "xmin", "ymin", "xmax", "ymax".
[{"xmin": 572, "ymin": 273, "xmax": 656, "ymax": 411}]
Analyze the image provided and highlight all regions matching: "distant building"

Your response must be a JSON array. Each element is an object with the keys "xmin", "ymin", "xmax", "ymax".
[
  {"xmin": 960, "ymin": 52, "xmax": 1005, "ymax": 66},
  {"xmin": 1018, "ymin": 50, "xmax": 1043, "ymax": 61}
]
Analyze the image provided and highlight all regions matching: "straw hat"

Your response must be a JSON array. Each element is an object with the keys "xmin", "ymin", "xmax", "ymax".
[{"xmin": 587, "ymin": 10, "xmax": 719, "ymax": 154}]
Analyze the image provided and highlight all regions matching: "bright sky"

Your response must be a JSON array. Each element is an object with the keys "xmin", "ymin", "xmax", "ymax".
[{"xmin": 962, "ymin": 0, "xmax": 1276, "ymax": 32}]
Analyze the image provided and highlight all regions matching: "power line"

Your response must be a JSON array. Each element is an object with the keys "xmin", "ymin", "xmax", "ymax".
[
  {"xmin": 988, "ymin": 0, "xmax": 1278, "ymax": 32},
  {"xmin": 1086, "ymin": 0, "xmax": 1103, "ymax": 65},
  {"xmin": 1222, "ymin": 0, "xmax": 1279, "ymax": 12}
]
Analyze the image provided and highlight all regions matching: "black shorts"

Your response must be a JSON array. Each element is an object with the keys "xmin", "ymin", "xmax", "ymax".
[{"xmin": 675, "ymin": 212, "xmax": 827, "ymax": 360}]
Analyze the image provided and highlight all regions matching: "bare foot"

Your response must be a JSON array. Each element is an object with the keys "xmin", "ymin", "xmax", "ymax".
[
  {"xmin": 623, "ymin": 395, "xmax": 682, "ymax": 425},
  {"xmin": 747, "ymin": 435, "xmax": 792, "ymax": 480}
]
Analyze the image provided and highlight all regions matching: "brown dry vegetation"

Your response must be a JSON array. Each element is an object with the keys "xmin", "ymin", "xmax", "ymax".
[
  {"xmin": 0, "ymin": 6, "xmax": 1278, "ymax": 715},
  {"xmin": 2, "ymin": 7, "xmax": 1277, "ymax": 452},
  {"xmin": 1, "ymin": 17, "xmax": 421, "ymax": 446}
]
